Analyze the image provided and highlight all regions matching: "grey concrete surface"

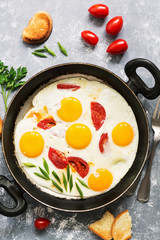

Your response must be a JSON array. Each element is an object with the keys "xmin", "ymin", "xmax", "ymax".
[{"xmin": 0, "ymin": 0, "xmax": 160, "ymax": 239}]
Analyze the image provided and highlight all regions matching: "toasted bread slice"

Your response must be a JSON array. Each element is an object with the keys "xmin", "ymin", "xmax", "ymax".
[
  {"xmin": 0, "ymin": 117, "xmax": 2, "ymax": 137},
  {"xmin": 88, "ymin": 211, "xmax": 114, "ymax": 240},
  {"xmin": 111, "ymin": 210, "xmax": 132, "ymax": 240},
  {"xmin": 22, "ymin": 11, "xmax": 52, "ymax": 44}
]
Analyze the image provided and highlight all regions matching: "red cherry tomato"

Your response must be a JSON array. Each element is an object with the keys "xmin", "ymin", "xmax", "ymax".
[
  {"xmin": 91, "ymin": 102, "xmax": 106, "ymax": 131},
  {"xmin": 67, "ymin": 156, "xmax": 89, "ymax": 178},
  {"xmin": 57, "ymin": 84, "xmax": 81, "ymax": 91},
  {"xmin": 99, "ymin": 133, "xmax": 109, "ymax": 153},
  {"xmin": 88, "ymin": 4, "xmax": 109, "ymax": 18},
  {"xmin": 37, "ymin": 117, "xmax": 56, "ymax": 130},
  {"xmin": 106, "ymin": 39, "xmax": 128, "ymax": 55},
  {"xmin": 106, "ymin": 16, "xmax": 123, "ymax": 35},
  {"xmin": 34, "ymin": 218, "xmax": 51, "ymax": 230},
  {"xmin": 81, "ymin": 31, "xmax": 99, "ymax": 46},
  {"xmin": 48, "ymin": 147, "xmax": 68, "ymax": 169}
]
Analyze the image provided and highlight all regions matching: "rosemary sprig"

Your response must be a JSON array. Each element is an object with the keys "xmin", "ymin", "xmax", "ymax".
[
  {"xmin": 52, "ymin": 170, "xmax": 61, "ymax": 184},
  {"xmin": 43, "ymin": 158, "xmax": 49, "ymax": 174},
  {"xmin": 77, "ymin": 178, "xmax": 90, "ymax": 189},
  {"xmin": 57, "ymin": 42, "xmax": 68, "ymax": 56},
  {"xmin": 62, "ymin": 173, "xmax": 67, "ymax": 191},
  {"xmin": 22, "ymin": 163, "xmax": 36, "ymax": 168},
  {"xmin": 39, "ymin": 167, "xmax": 50, "ymax": 180},
  {"xmin": 44, "ymin": 45, "xmax": 56, "ymax": 57},
  {"xmin": 75, "ymin": 182, "xmax": 83, "ymax": 199},
  {"xmin": 69, "ymin": 174, "xmax": 73, "ymax": 192},
  {"xmin": 32, "ymin": 52, "xmax": 47, "ymax": 58},
  {"xmin": 67, "ymin": 164, "xmax": 70, "ymax": 182},
  {"xmin": 52, "ymin": 179, "xmax": 63, "ymax": 193},
  {"xmin": 34, "ymin": 172, "xmax": 50, "ymax": 180}
]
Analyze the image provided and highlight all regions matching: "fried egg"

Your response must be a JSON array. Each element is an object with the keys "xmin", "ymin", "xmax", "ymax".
[{"xmin": 14, "ymin": 77, "xmax": 139, "ymax": 198}]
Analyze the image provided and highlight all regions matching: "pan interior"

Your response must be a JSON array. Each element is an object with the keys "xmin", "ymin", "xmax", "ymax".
[{"xmin": 2, "ymin": 63, "xmax": 149, "ymax": 211}]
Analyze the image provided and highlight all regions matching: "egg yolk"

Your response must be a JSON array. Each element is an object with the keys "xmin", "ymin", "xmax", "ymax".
[
  {"xmin": 57, "ymin": 97, "xmax": 82, "ymax": 122},
  {"xmin": 65, "ymin": 123, "xmax": 92, "ymax": 149},
  {"xmin": 112, "ymin": 122, "xmax": 134, "ymax": 146},
  {"xmin": 88, "ymin": 168, "xmax": 113, "ymax": 191},
  {"xmin": 19, "ymin": 131, "xmax": 44, "ymax": 158}
]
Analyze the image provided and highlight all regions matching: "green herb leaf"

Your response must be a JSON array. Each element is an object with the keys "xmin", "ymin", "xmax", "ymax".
[
  {"xmin": 14, "ymin": 67, "xmax": 27, "ymax": 83},
  {"xmin": 57, "ymin": 42, "xmax": 68, "ymax": 56},
  {"xmin": 43, "ymin": 158, "xmax": 49, "ymax": 174},
  {"xmin": 22, "ymin": 163, "xmax": 36, "ymax": 168},
  {"xmin": 34, "ymin": 172, "xmax": 50, "ymax": 180},
  {"xmin": 62, "ymin": 173, "xmax": 67, "ymax": 191},
  {"xmin": 34, "ymin": 48, "xmax": 47, "ymax": 53},
  {"xmin": 75, "ymin": 182, "xmax": 83, "ymax": 199},
  {"xmin": 77, "ymin": 178, "xmax": 90, "ymax": 189},
  {"xmin": 39, "ymin": 167, "xmax": 50, "ymax": 180},
  {"xmin": 44, "ymin": 45, "xmax": 56, "ymax": 57},
  {"xmin": 0, "ymin": 60, "xmax": 27, "ymax": 111},
  {"xmin": 51, "ymin": 179, "xmax": 63, "ymax": 193},
  {"xmin": 13, "ymin": 81, "xmax": 26, "ymax": 89},
  {"xmin": 52, "ymin": 170, "xmax": 61, "ymax": 184},
  {"xmin": 69, "ymin": 174, "xmax": 73, "ymax": 192},
  {"xmin": 32, "ymin": 51, "xmax": 47, "ymax": 58},
  {"xmin": 67, "ymin": 164, "xmax": 70, "ymax": 182}
]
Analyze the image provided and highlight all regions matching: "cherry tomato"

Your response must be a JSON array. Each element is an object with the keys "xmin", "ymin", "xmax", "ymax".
[
  {"xmin": 67, "ymin": 156, "xmax": 89, "ymax": 178},
  {"xmin": 48, "ymin": 147, "xmax": 68, "ymax": 169},
  {"xmin": 37, "ymin": 117, "xmax": 56, "ymax": 130},
  {"xmin": 91, "ymin": 102, "xmax": 106, "ymax": 130},
  {"xmin": 34, "ymin": 218, "xmax": 51, "ymax": 230},
  {"xmin": 57, "ymin": 84, "xmax": 81, "ymax": 91},
  {"xmin": 106, "ymin": 39, "xmax": 128, "ymax": 55},
  {"xmin": 106, "ymin": 16, "xmax": 123, "ymax": 35},
  {"xmin": 81, "ymin": 31, "xmax": 99, "ymax": 46},
  {"xmin": 88, "ymin": 4, "xmax": 109, "ymax": 18},
  {"xmin": 99, "ymin": 133, "xmax": 109, "ymax": 153}
]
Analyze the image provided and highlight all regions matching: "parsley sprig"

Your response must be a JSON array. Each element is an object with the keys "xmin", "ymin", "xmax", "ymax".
[{"xmin": 0, "ymin": 60, "xmax": 27, "ymax": 111}]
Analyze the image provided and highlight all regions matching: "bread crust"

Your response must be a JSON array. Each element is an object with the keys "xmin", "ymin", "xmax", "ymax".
[
  {"xmin": 22, "ymin": 11, "xmax": 52, "ymax": 44},
  {"xmin": 111, "ymin": 210, "xmax": 132, "ymax": 240},
  {"xmin": 88, "ymin": 211, "xmax": 114, "ymax": 240},
  {"xmin": 0, "ymin": 117, "xmax": 2, "ymax": 137}
]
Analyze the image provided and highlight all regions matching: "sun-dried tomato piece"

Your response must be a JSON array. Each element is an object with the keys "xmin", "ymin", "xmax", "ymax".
[
  {"xmin": 99, "ymin": 133, "xmax": 109, "ymax": 153},
  {"xmin": 67, "ymin": 156, "xmax": 89, "ymax": 178},
  {"xmin": 91, "ymin": 102, "xmax": 106, "ymax": 131},
  {"xmin": 48, "ymin": 147, "xmax": 68, "ymax": 169},
  {"xmin": 57, "ymin": 84, "xmax": 81, "ymax": 91},
  {"xmin": 37, "ymin": 117, "xmax": 56, "ymax": 130}
]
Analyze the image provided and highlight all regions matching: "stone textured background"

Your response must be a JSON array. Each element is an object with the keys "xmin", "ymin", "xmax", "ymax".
[{"xmin": 0, "ymin": 0, "xmax": 160, "ymax": 239}]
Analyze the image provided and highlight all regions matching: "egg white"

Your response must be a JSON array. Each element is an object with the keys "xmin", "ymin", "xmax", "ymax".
[{"xmin": 14, "ymin": 77, "xmax": 139, "ymax": 198}]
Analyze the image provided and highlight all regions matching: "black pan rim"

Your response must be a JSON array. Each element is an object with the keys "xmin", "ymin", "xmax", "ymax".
[{"xmin": 2, "ymin": 62, "xmax": 150, "ymax": 212}]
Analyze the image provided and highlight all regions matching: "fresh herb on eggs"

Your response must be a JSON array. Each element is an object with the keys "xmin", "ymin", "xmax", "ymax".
[
  {"xmin": 75, "ymin": 182, "xmax": 83, "ymax": 199},
  {"xmin": 62, "ymin": 173, "xmax": 67, "ymax": 191},
  {"xmin": 57, "ymin": 42, "xmax": 68, "ymax": 56},
  {"xmin": 51, "ymin": 179, "xmax": 63, "ymax": 193},
  {"xmin": 39, "ymin": 167, "xmax": 50, "ymax": 180},
  {"xmin": 52, "ymin": 170, "xmax": 61, "ymax": 184},
  {"xmin": 34, "ymin": 172, "xmax": 50, "ymax": 180},
  {"xmin": 77, "ymin": 178, "xmax": 90, "ymax": 189},
  {"xmin": 67, "ymin": 164, "xmax": 70, "ymax": 181},
  {"xmin": 69, "ymin": 175, "xmax": 73, "ymax": 192},
  {"xmin": 43, "ymin": 158, "xmax": 49, "ymax": 174},
  {"xmin": 0, "ymin": 60, "xmax": 27, "ymax": 111},
  {"xmin": 22, "ymin": 163, "xmax": 36, "ymax": 168}
]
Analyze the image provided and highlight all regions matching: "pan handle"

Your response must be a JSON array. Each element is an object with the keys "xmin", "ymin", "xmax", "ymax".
[
  {"xmin": 0, "ymin": 175, "xmax": 27, "ymax": 217},
  {"xmin": 125, "ymin": 58, "xmax": 160, "ymax": 99}
]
